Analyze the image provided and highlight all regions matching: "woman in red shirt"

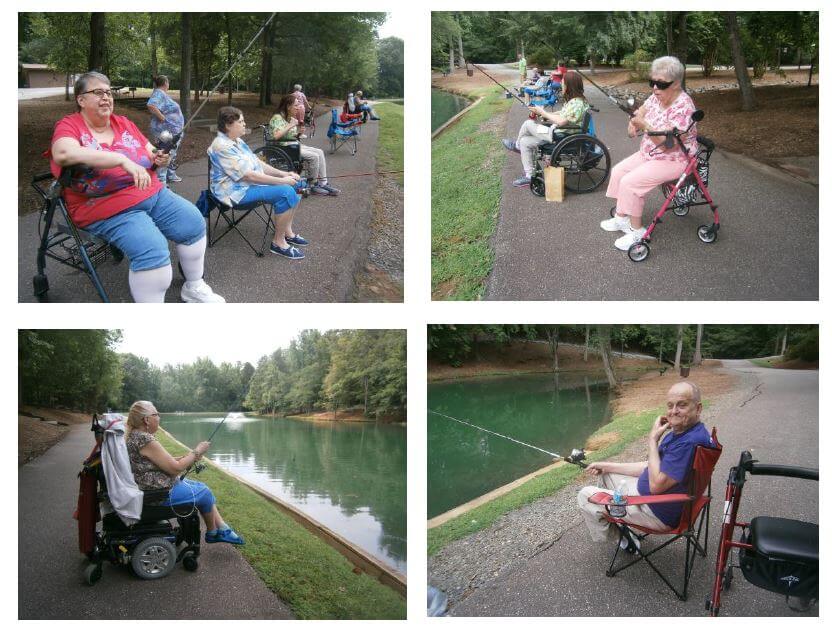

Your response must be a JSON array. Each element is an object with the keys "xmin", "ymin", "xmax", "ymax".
[{"xmin": 50, "ymin": 72, "xmax": 224, "ymax": 303}]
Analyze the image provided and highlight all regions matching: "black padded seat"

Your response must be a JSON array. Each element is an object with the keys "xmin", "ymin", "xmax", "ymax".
[{"xmin": 750, "ymin": 516, "xmax": 818, "ymax": 564}]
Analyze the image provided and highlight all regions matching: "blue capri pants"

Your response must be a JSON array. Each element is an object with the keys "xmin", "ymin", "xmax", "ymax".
[
  {"xmin": 164, "ymin": 478, "xmax": 216, "ymax": 514},
  {"xmin": 85, "ymin": 187, "xmax": 206, "ymax": 272},
  {"xmin": 237, "ymin": 183, "xmax": 300, "ymax": 214}
]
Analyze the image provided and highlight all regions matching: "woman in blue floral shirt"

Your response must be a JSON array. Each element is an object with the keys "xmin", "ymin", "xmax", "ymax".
[
  {"xmin": 146, "ymin": 75, "xmax": 184, "ymax": 183},
  {"xmin": 208, "ymin": 106, "xmax": 306, "ymax": 260}
]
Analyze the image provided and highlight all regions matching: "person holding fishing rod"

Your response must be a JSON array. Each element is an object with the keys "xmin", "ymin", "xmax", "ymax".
[
  {"xmin": 501, "ymin": 71, "xmax": 591, "ymax": 187},
  {"xmin": 124, "ymin": 401, "xmax": 244, "ymax": 545},
  {"xmin": 600, "ymin": 56, "xmax": 699, "ymax": 252}
]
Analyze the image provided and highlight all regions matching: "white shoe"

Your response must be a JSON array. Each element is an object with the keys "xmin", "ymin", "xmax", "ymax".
[
  {"xmin": 600, "ymin": 215, "xmax": 632, "ymax": 232},
  {"xmin": 298, "ymin": 134, "xmax": 308, "ymax": 139},
  {"xmin": 614, "ymin": 227, "xmax": 647, "ymax": 251},
  {"xmin": 181, "ymin": 279, "xmax": 226, "ymax": 303}
]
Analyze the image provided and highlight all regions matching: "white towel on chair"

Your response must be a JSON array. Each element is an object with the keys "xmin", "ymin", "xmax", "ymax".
[{"xmin": 100, "ymin": 414, "xmax": 144, "ymax": 525}]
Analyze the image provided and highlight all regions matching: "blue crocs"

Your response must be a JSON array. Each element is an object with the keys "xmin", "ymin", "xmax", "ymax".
[{"xmin": 205, "ymin": 527, "xmax": 245, "ymax": 545}]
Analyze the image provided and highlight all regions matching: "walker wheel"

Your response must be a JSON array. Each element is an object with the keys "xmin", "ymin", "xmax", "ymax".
[
  {"xmin": 697, "ymin": 224, "xmax": 718, "ymax": 244},
  {"xmin": 605, "ymin": 571, "xmax": 613, "ymax": 577},
  {"xmin": 609, "ymin": 205, "xmax": 617, "ymax": 218},
  {"xmin": 530, "ymin": 176, "xmax": 546, "ymax": 197},
  {"xmin": 673, "ymin": 205, "xmax": 690, "ymax": 217},
  {"xmin": 84, "ymin": 563, "xmax": 103, "ymax": 586},
  {"xmin": 705, "ymin": 598, "xmax": 711, "ymax": 611},
  {"xmin": 628, "ymin": 241, "xmax": 650, "ymax": 263}
]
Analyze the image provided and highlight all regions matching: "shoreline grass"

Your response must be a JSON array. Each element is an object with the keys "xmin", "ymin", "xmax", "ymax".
[
  {"xmin": 749, "ymin": 356, "xmax": 784, "ymax": 368},
  {"xmin": 432, "ymin": 85, "xmax": 511, "ymax": 300},
  {"xmin": 373, "ymin": 101, "xmax": 404, "ymax": 185},
  {"xmin": 427, "ymin": 407, "xmax": 662, "ymax": 556},
  {"xmin": 156, "ymin": 431, "xmax": 406, "ymax": 619}
]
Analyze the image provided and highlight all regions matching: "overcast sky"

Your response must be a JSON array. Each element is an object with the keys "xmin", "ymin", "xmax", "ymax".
[
  {"xmin": 378, "ymin": 12, "xmax": 404, "ymax": 40},
  {"xmin": 115, "ymin": 329, "xmax": 313, "ymax": 367}
]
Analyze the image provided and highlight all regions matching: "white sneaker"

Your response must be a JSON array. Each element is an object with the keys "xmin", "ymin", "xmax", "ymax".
[
  {"xmin": 614, "ymin": 227, "xmax": 647, "ymax": 251},
  {"xmin": 600, "ymin": 215, "xmax": 632, "ymax": 232},
  {"xmin": 181, "ymin": 279, "xmax": 226, "ymax": 303},
  {"xmin": 298, "ymin": 134, "xmax": 308, "ymax": 139}
]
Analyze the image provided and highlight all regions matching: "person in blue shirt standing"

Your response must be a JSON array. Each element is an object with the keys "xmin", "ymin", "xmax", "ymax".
[
  {"xmin": 147, "ymin": 75, "xmax": 185, "ymax": 184},
  {"xmin": 577, "ymin": 381, "xmax": 713, "ymax": 545}
]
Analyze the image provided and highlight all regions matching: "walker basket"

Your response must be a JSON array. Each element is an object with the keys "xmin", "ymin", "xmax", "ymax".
[{"xmin": 738, "ymin": 517, "xmax": 819, "ymax": 599}]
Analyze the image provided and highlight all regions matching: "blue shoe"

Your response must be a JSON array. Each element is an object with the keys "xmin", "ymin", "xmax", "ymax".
[
  {"xmin": 502, "ymin": 138, "xmax": 520, "ymax": 154},
  {"xmin": 205, "ymin": 527, "xmax": 245, "ymax": 545},
  {"xmin": 286, "ymin": 234, "xmax": 309, "ymax": 246},
  {"xmin": 512, "ymin": 176, "xmax": 531, "ymax": 187},
  {"xmin": 270, "ymin": 243, "xmax": 305, "ymax": 259}
]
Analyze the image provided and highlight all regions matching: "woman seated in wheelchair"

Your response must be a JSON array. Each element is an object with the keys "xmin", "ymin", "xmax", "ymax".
[
  {"xmin": 268, "ymin": 94, "xmax": 340, "ymax": 196},
  {"xmin": 125, "ymin": 401, "xmax": 244, "ymax": 545},
  {"xmin": 601, "ymin": 56, "xmax": 698, "ymax": 252},
  {"xmin": 50, "ymin": 72, "xmax": 224, "ymax": 303},
  {"xmin": 209, "ymin": 106, "xmax": 307, "ymax": 260},
  {"xmin": 502, "ymin": 71, "xmax": 591, "ymax": 187}
]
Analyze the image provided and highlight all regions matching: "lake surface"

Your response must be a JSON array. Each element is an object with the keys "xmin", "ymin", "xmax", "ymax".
[
  {"xmin": 432, "ymin": 88, "xmax": 471, "ymax": 132},
  {"xmin": 427, "ymin": 373, "xmax": 616, "ymax": 518},
  {"xmin": 161, "ymin": 413, "xmax": 406, "ymax": 574}
]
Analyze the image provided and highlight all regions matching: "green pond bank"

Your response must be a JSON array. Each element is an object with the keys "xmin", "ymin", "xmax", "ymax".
[
  {"xmin": 156, "ymin": 431, "xmax": 406, "ymax": 620},
  {"xmin": 432, "ymin": 85, "xmax": 511, "ymax": 300}
]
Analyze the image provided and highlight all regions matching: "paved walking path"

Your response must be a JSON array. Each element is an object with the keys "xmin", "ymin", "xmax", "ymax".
[
  {"xmin": 18, "ymin": 110, "xmax": 379, "ymax": 302},
  {"xmin": 430, "ymin": 362, "xmax": 818, "ymax": 616},
  {"xmin": 486, "ymin": 81, "xmax": 818, "ymax": 300},
  {"xmin": 18, "ymin": 424, "xmax": 294, "ymax": 619}
]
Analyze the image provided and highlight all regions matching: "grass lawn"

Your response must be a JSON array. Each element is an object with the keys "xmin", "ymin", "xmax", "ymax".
[
  {"xmin": 431, "ymin": 85, "xmax": 512, "ymax": 300},
  {"xmin": 373, "ymin": 101, "xmax": 404, "ymax": 185},
  {"xmin": 749, "ymin": 356, "xmax": 784, "ymax": 368},
  {"xmin": 427, "ymin": 407, "xmax": 662, "ymax": 556},
  {"xmin": 157, "ymin": 431, "xmax": 406, "ymax": 620}
]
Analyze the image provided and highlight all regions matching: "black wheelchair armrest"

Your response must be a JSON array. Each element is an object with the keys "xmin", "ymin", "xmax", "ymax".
[{"xmin": 143, "ymin": 488, "xmax": 172, "ymax": 505}]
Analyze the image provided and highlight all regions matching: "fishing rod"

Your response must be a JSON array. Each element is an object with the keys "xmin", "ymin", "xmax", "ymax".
[
  {"xmin": 180, "ymin": 412, "xmax": 230, "ymax": 479},
  {"xmin": 569, "ymin": 66, "xmax": 638, "ymax": 117},
  {"xmin": 429, "ymin": 409, "xmax": 587, "ymax": 467},
  {"xmin": 470, "ymin": 63, "xmax": 528, "ymax": 107}
]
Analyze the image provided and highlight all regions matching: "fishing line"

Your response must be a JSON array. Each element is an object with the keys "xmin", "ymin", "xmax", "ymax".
[
  {"xmin": 429, "ymin": 409, "xmax": 562, "ymax": 458},
  {"xmin": 326, "ymin": 170, "xmax": 404, "ymax": 180},
  {"xmin": 569, "ymin": 66, "xmax": 637, "ymax": 117},
  {"xmin": 470, "ymin": 63, "xmax": 528, "ymax": 107}
]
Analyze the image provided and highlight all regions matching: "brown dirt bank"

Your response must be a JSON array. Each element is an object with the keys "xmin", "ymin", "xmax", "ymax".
[
  {"xmin": 18, "ymin": 406, "xmax": 90, "ymax": 466},
  {"xmin": 288, "ymin": 409, "xmax": 404, "ymax": 424},
  {"xmin": 428, "ymin": 340, "xmax": 662, "ymax": 382}
]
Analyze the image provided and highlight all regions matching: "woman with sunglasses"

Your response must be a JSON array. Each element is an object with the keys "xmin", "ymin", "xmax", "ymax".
[
  {"xmin": 601, "ymin": 56, "xmax": 699, "ymax": 252},
  {"xmin": 50, "ymin": 71, "xmax": 224, "ymax": 302}
]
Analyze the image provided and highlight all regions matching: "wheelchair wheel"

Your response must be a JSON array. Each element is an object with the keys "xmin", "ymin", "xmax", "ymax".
[
  {"xmin": 551, "ymin": 134, "xmax": 611, "ymax": 194},
  {"xmin": 83, "ymin": 563, "xmax": 103, "ymax": 586},
  {"xmin": 131, "ymin": 537, "xmax": 177, "ymax": 580},
  {"xmin": 530, "ymin": 175, "xmax": 546, "ymax": 197},
  {"xmin": 697, "ymin": 224, "xmax": 718, "ymax": 244},
  {"xmin": 254, "ymin": 145, "xmax": 293, "ymax": 173},
  {"xmin": 182, "ymin": 552, "xmax": 199, "ymax": 572},
  {"xmin": 628, "ymin": 241, "xmax": 650, "ymax": 262}
]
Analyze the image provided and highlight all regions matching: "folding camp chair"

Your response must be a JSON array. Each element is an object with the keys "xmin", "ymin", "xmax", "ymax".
[
  {"xmin": 203, "ymin": 156, "xmax": 275, "ymax": 257},
  {"xmin": 31, "ymin": 169, "xmax": 123, "ymax": 302},
  {"xmin": 588, "ymin": 427, "xmax": 722, "ymax": 600},
  {"xmin": 327, "ymin": 108, "xmax": 360, "ymax": 155}
]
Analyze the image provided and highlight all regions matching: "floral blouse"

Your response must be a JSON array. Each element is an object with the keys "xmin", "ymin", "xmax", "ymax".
[
  {"xmin": 639, "ymin": 92, "xmax": 698, "ymax": 162},
  {"xmin": 558, "ymin": 98, "xmax": 591, "ymax": 130},
  {"xmin": 125, "ymin": 431, "xmax": 177, "ymax": 491},
  {"xmin": 207, "ymin": 131, "xmax": 264, "ymax": 206},
  {"xmin": 268, "ymin": 113, "xmax": 297, "ymax": 143}
]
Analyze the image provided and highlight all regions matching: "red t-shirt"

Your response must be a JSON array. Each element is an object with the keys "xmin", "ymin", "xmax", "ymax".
[{"xmin": 50, "ymin": 113, "xmax": 163, "ymax": 227}]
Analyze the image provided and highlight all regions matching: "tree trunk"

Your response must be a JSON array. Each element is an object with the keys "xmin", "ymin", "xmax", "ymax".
[
  {"xmin": 363, "ymin": 375, "xmax": 369, "ymax": 415},
  {"xmin": 808, "ymin": 55, "xmax": 816, "ymax": 87},
  {"xmin": 193, "ymin": 37, "xmax": 200, "ymax": 103},
  {"xmin": 259, "ymin": 20, "xmax": 271, "ymax": 107},
  {"xmin": 88, "ymin": 13, "xmax": 106, "ymax": 72},
  {"xmin": 265, "ymin": 26, "xmax": 275, "ymax": 106},
  {"xmin": 448, "ymin": 35, "xmax": 455, "ymax": 74},
  {"xmin": 676, "ymin": 12, "xmax": 688, "ymax": 91},
  {"xmin": 658, "ymin": 326, "xmax": 664, "ymax": 364},
  {"xmin": 692, "ymin": 324, "xmax": 704, "ymax": 365},
  {"xmin": 583, "ymin": 325, "xmax": 590, "ymax": 361},
  {"xmin": 666, "ymin": 12, "xmax": 673, "ymax": 55},
  {"xmin": 780, "ymin": 326, "xmax": 789, "ymax": 356},
  {"xmin": 65, "ymin": 72, "xmax": 71, "ymax": 101},
  {"xmin": 589, "ymin": 52, "xmax": 597, "ymax": 74},
  {"xmin": 150, "ymin": 17, "xmax": 158, "ymax": 79},
  {"xmin": 724, "ymin": 12, "xmax": 756, "ymax": 111},
  {"xmin": 597, "ymin": 326, "xmax": 617, "ymax": 388},
  {"xmin": 226, "ymin": 14, "xmax": 233, "ymax": 103},
  {"xmin": 456, "ymin": 21, "xmax": 465, "ymax": 67},
  {"xmin": 180, "ymin": 13, "xmax": 192, "ymax": 122},
  {"xmin": 547, "ymin": 327, "xmax": 560, "ymax": 372},
  {"xmin": 674, "ymin": 325, "xmax": 685, "ymax": 370}
]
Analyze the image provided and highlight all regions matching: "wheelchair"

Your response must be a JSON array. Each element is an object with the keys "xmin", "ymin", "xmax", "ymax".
[
  {"xmin": 529, "ymin": 107, "xmax": 611, "ymax": 196},
  {"xmin": 253, "ymin": 124, "xmax": 308, "ymax": 177},
  {"xmin": 77, "ymin": 414, "xmax": 202, "ymax": 586},
  {"xmin": 31, "ymin": 169, "xmax": 124, "ymax": 302}
]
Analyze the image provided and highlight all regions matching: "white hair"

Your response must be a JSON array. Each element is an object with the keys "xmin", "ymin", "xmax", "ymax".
[
  {"xmin": 293, "ymin": 84, "xmax": 302, "ymax": 91},
  {"xmin": 651, "ymin": 56, "xmax": 685, "ymax": 83}
]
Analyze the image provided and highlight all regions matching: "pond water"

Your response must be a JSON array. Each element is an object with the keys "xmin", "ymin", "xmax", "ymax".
[
  {"xmin": 161, "ymin": 413, "xmax": 406, "ymax": 574},
  {"xmin": 427, "ymin": 372, "xmax": 617, "ymax": 518},
  {"xmin": 432, "ymin": 88, "xmax": 471, "ymax": 132}
]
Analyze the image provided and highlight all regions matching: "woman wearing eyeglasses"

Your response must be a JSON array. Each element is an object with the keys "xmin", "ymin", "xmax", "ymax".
[
  {"xmin": 601, "ymin": 56, "xmax": 698, "ymax": 252},
  {"xmin": 49, "ymin": 71, "xmax": 224, "ymax": 303}
]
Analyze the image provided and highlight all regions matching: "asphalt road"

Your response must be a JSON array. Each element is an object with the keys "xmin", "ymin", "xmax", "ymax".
[
  {"xmin": 18, "ymin": 110, "xmax": 379, "ymax": 302},
  {"xmin": 486, "ymin": 82, "xmax": 818, "ymax": 300},
  {"xmin": 18, "ymin": 424, "xmax": 294, "ymax": 619},
  {"xmin": 444, "ymin": 362, "xmax": 818, "ymax": 617}
]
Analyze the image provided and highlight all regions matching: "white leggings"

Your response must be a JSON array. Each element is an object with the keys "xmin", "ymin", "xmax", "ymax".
[{"xmin": 128, "ymin": 236, "xmax": 206, "ymax": 303}]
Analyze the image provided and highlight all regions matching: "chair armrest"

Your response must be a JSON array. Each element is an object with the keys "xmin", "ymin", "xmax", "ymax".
[{"xmin": 588, "ymin": 491, "xmax": 693, "ymax": 506}]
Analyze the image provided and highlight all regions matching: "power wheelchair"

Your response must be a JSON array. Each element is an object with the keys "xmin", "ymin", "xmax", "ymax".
[
  {"xmin": 529, "ymin": 107, "xmax": 611, "ymax": 196},
  {"xmin": 76, "ymin": 414, "xmax": 202, "ymax": 586}
]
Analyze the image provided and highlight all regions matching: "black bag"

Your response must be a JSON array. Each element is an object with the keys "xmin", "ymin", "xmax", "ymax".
[{"xmin": 739, "ymin": 516, "xmax": 819, "ymax": 598}]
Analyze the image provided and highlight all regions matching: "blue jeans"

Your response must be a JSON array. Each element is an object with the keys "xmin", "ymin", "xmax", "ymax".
[
  {"xmin": 85, "ymin": 187, "xmax": 206, "ymax": 271},
  {"xmin": 164, "ymin": 478, "xmax": 216, "ymax": 514},
  {"xmin": 237, "ymin": 183, "xmax": 300, "ymax": 215}
]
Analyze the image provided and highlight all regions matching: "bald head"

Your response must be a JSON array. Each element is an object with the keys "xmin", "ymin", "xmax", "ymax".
[{"xmin": 669, "ymin": 381, "xmax": 701, "ymax": 404}]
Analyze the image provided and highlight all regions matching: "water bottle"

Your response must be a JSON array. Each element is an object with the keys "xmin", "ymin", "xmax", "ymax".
[{"xmin": 609, "ymin": 481, "xmax": 627, "ymax": 518}]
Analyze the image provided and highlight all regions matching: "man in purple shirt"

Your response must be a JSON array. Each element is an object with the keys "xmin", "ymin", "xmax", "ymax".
[{"xmin": 577, "ymin": 381, "xmax": 713, "ymax": 545}]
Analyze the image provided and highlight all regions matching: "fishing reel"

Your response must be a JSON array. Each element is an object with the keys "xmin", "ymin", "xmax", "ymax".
[
  {"xmin": 294, "ymin": 177, "xmax": 311, "ymax": 198},
  {"xmin": 151, "ymin": 130, "xmax": 182, "ymax": 170},
  {"xmin": 564, "ymin": 448, "xmax": 588, "ymax": 468},
  {"xmin": 192, "ymin": 461, "xmax": 207, "ymax": 475}
]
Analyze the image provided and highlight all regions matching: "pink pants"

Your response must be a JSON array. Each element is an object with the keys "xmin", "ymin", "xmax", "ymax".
[{"xmin": 606, "ymin": 152, "xmax": 686, "ymax": 220}]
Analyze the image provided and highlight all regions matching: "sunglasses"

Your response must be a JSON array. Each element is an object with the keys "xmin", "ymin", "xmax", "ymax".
[{"xmin": 648, "ymin": 79, "xmax": 674, "ymax": 90}]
